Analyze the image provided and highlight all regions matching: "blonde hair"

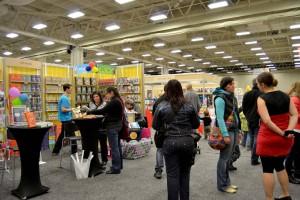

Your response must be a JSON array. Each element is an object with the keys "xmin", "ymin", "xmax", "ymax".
[{"xmin": 288, "ymin": 82, "xmax": 300, "ymax": 98}]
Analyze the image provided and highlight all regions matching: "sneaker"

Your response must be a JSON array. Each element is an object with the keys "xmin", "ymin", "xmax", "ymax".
[
  {"xmin": 154, "ymin": 170, "xmax": 162, "ymax": 179},
  {"xmin": 222, "ymin": 187, "xmax": 237, "ymax": 194}
]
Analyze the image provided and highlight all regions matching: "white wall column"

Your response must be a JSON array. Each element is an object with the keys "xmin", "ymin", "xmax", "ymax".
[{"xmin": 71, "ymin": 46, "xmax": 84, "ymax": 66}]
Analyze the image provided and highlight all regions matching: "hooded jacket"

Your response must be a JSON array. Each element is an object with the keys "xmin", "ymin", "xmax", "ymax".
[{"xmin": 213, "ymin": 88, "xmax": 241, "ymax": 137}]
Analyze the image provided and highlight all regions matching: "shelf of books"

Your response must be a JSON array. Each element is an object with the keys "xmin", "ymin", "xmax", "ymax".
[
  {"xmin": 74, "ymin": 71, "xmax": 97, "ymax": 107},
  {"xmin": 115, "ymin": 64, "xmax": 145, "ymax": 113},
  {"xmin": 0, "ymin": 58, "xmax": 5, "ymax": 143},
  {"xmin": 97, "ymin": 64, "xmax": 116, "ymax": 96},
  {"xmin": 4, "ymin": 58, "xmax": 43, "ymax": 123}
]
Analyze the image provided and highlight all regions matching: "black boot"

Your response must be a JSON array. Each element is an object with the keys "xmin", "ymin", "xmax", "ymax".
[
  {"xmin": 274, "ymin": 196, "xmax": 292, "ymax": 200},
  {"xmin": 228, "ymin": 163, "xmax": 237, "ymax": 171},
  {"xmin": 154, "ymin": 168, "xmax": 162, "ymax": 179}
]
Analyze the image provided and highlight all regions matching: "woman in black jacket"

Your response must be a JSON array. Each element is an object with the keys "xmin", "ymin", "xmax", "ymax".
[
  {"xmin": 87, "ymin": 87, "xmax": 124, "ymax": 174},
  {"xmin": 152, "ymin": 79, "xmax": 200, "ymax": 200}
]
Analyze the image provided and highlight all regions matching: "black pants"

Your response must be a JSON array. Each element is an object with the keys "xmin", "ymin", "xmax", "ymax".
[
  {"xmin": 261, "ymin": 156, "xmax": 285, "ymax": 173},
  {"xmin": 286, "ymin": 135, "xmax": 300, "ymax": 177},
  {"xmin": 163, "ymin": 136, "xmax": 194, "ymax": 200},
  {"xmin": 52, "ymin": 121, "xmax": 77, "ymax": 154},
  {"xmin": 230, "ymin": 144, "xmax": 241, "ymax": 164},
  {"xmin": 99, "ymin": 130, "xmax": 108, "ymax": 163}
]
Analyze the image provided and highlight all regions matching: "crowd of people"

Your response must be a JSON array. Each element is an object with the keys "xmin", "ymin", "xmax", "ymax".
[{"xmin": 51, "ymin": 72, "xmax": 300, "ymax": 200}]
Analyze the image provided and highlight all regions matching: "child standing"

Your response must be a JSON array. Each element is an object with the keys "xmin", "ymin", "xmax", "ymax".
[{"xmin": 200, "ymin": 110, "xmax": 212, "ymax": 140}]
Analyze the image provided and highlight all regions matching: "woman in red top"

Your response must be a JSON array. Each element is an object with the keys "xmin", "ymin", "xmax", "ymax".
[
  {"xmin": 285, "ymin": 82, "xmax": 300, "ymax": 184},
  {"xmin": 256, "ymin": 72, "xmax": 298, "ymax": 200}
]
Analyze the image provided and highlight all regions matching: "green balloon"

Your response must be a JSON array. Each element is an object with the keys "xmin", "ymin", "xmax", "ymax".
[{"xmin": 12, "ymin": 97, "xmax": 23, "ymax": 106}]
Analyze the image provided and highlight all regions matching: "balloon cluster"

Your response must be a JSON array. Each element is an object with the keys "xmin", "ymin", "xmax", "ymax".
[
  {"xmin": 9, "ymin": 87, "xmax": 29, "ymax": 106},
  {"xmin": 75, "ymin": 61, "xmax": 99, "ymax": 75}
]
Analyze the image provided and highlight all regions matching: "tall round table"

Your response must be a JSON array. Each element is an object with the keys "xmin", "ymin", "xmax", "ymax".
[
  {"xmin": 73, "ymin": 116, "xmax": 105, "ymax": 177},
  {"xmin": 7, "ymin": 125, "xmax": 52, "ymax": 200}
]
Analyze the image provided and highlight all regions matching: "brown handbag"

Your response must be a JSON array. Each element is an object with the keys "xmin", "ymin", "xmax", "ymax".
[{"xmin": 208, "ymin": 126, "xmax": 226, "ymax": 150}]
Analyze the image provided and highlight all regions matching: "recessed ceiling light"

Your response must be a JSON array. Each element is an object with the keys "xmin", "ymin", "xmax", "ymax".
[
  {"xmin": 32, "ymin": 23, "xmax": 47, "ymax": 30},
  {"xmin": 203, "ymin": 62, "xmax": 211, "ymax": 65},
  {"xmin": 110, "ymin": 63, "xmax": 118, "ymax": 66},
  {"xmin": 215, "ymin": 51, "xmax": 225, "ymax": 54},
  {"xmin": 292, "ymin": 43, "xmax": 300, "ymax": 47},
  {"xmin": 263, "ymin": 61, "xmax": 272, "ymax": 64},
  {"xmin": 155, "ymin": 57, "xmax": 164, "ymax": 61},
  {"xmin": 117, "ymin": 57, "xmax": 124, "ymax": 60},
  {"xmin": 145, "ymin": 63, "xmax": 153, "ymax": 67},
  {"xmin": 142, "ymin": 53, "xmax": 151, "ymax": 57},
  {"xmin": 122, "ymin": 47, "xmax": 132, "ymax": 52},
  {"xmin": 150, "ymin": 14, "xmax": 167, "ymax": 21},
  {"xmin": 168, "ymin": 61, "xmax": 176, "ymax": 64},
  {"xmin": 3, "ymin": 51, "xmax": 13, "ymax": 56},
  {"xmin": 260, "ymin": 57, "xmax": 270, "ymax": 60},
  {"xmin": 290, "ymin": 24, "xmax": 300, "ymax": 29},
  {"xmin": 71, "ymin": 33, "xmax": 84, "ymax": 39},
  {"xmin": 191, "ymin": 37, "xmax": 204, "ymax": 42},
  {"xmin": 294, "ymin": 54, "xmax": 300, "ymax": 58},
  {"xmin": 235, "ymin": 63, "xmax": 243, "ymax": 66},
  {"xmin": 131, "ymin": 60, "xmax": 139, "ymax": 64},
  {"xmin": 217, "ymin": 67, "xmax": 224, "ymax": 70},
  {"xmin": 293, "ymin": 49, "xmax": 300, "ymax": 53},
  {"xmin": 291, "ymin": 36, "xmax": 300, "ymax": 40},
  {"xmin": 96, "ymin": 52, "xmax": 105, "ymax": 56},
  {"xmin": 193, "ymin": 58, "xmax": 203, "ymax": 62},
  {"xmin": 105, "ymin": 24, "xmax": 120, "ymax": 31},
  {"xmin": 236, "ymin": 31, "xmax": 250, "ymax": 36},
  {"xmin": 208, "ymin": 0, "xmax": 229, "ymax": 9},
  {"xmin": 229, "ymin": 60, "xmax": 238, "ymax": 63},
  {"xmin": 6, "ymin": 33, "xmax": 19, "ymax": 38},
  {"xmin": 171, "ymin": 49, "xmax": 182, "ymax": 53},
  {"xmin": 54, "ymin": 59, "xmax": 62, "ymax": 63},
  {"xmin": 251, "ymin": 47, "xmax": 262, "ymax": 51},
  {"xmin": 205, "ymin": 45, "xmax": 216, "ymax": 49},
  {"xmin": 178, "ymin": 64, "xmax": 186, "ymax": 67},
  {"xmin": 114, "ymin": 0, "xmax": 135, "ymax": 4},
  {"xmin": 187, "ymin": 67, "xmax": 195, "ymax": 69},
  {"xmin": 156, "ymin": 66, "xmax": 163, "ymax": 69},
  {"xmin": 21, "ymin": 46, "xmax": 32, "ymax": 51},
  {"xmin": 43, "ymin": 41, "xmax": 55, "ymax": 46},
  {"xmin": 256, "ymin": 52, "xmax": 266, "ymax": 56},
  {"xmin": 295, "ymin": 58, "xmax": 300, "ymax": 62},
  {"xmin": 245, "ymin": 41, "xmax": 257, "ymax": 45},
  {"xmin": 95, "ymin": 60, "xmax": 103, "ymax": 63},
  {"xmin": 223, "ymin": 56, "xmax": 232, "ymax": 59},
  {"xmin": 153, "ymin": 42, "xmax": 165, "ymax": 47},
  {"xmin": 68, "ymin": 11, "xmax": 85, "ymax": 19},
  {"xmin": 183, "ymin": 54, "xmax": 192, "ymax": 58}
]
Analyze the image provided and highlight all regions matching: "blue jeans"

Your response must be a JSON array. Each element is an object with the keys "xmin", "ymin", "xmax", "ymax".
[
  {"xmin": 155, "ymin": 148, "xmax": 164, "ymax": 171},
  {"xmin": 107, "ymin": 128, "xmax": 122, "ymax": 172},
  {"xmin": 248, "ymin": 127, "xmax": 259, "ymax": 163},
  {"xmin": 217, "ymin": 131, "xmax": 238, "ymax": 191}
]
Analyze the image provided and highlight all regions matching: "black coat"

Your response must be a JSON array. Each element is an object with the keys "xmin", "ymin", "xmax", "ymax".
[{"xmin": 242, "ymin": 86, "xmax": 261, "ymax": 128}]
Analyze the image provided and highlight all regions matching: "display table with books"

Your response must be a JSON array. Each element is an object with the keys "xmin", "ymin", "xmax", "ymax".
[{"xmin": 7, "ymin": 124, "xmax": 52, "ymax": 200}]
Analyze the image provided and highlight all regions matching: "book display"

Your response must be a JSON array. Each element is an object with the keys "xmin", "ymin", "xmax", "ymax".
[
  {"xmin": 97, "ymin": 64, "xmax": 116, "ymax": 96},
  {"xmin": 75, "ymin": 77, "xmax": 97, "ymax": 106}
]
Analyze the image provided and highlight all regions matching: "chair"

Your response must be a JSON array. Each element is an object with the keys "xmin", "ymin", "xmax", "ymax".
[{"xmin": 59, "ymin": 123, "xmax": 81, "ymax": 169}]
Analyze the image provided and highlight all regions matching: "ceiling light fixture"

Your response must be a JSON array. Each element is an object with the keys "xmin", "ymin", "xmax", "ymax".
[
  {"xmin": 156, "ymin": 66, "xmax": 163, "ymax": 69},
  {"xmin": 240, "ymin": 66, "xmax": 248, "ymax": 69},
  {"xmin": 291, "ymin": 36, "xmax": 300, "ymax": 40},
  {"xmin": 236, "ymin": 31, "xmax": 250, "ymax": 36},
  {"xmin": 110, "ymin": 63, "xmax": 118, "ymax": 66},
  {"xmin": 208, "ymin": 0, "xmax": 229, "ymax": 9},
  {"xmin": 117, "ymin": 57, "xmax": 124, "ymax": 60},
  {"xmin": 3, "ymin": 51, "xmax": 12, "ymax": 56},
  {"xmin": 293, "ymin": 49, "xmax": 300, "ymax": 53},
  {"xmin": 131, "ymin": 60, "xmax": 139, "ymax": 64},
  {"xmin": 96, "ymin": 52, "xmax": 105, "ymax": 56},
  {"xmin": 150, "ymin": 14, "xmax": 167, "ymax": 21},
  {"xmin": 235, "ymin": 63, "xmax": 243, "ymax": 66},
  {"xmin": 245, "ymin": 41, "xmax": 257, "ymax": 45},
  {"xmin": 292, "ymin": 43, "xmax": 300, "ymax": 47},
  {"xmin": 227, "ymin": 71, "xmax": 233, "ymax": 74},
  {"xmin": 32, "ymin": 23, "xmax": 47, "ymax": 30},
  {"xmin": 122, "ymin": 47, "xmax": 132, "ymax": 52},
  {"xmin": 205, "ymin": 45, "xmax": 216, "ymax": 49},
  {"xmin": 229, "ymin": 60, "xmax": 238, "ymax": 63},
  {"xmin": 260, "ymin": 57, "xmax": 270, "ymax": 60},
  {"xmin": 294, "ymin": 59, "xmax": 300, "ymax": 62},
  {"xmin": 145, "ymin": 64, "xmax": 153, "ymax": 67},
  {"xmin": 142, "ymin": 53, "xmax": 151, "ymax": 57},
  {"xmin": 187, "ymin": 67, "xmax": 194, "ymax": 69},
  {"xmin": 251, "ymin": 47, "xmax": 262, "ymax": 51},
  {"xmin": 191, "ymin": 37, "xmax": 204, "ymax": 42},
  {"xmin": 290, "ymin": 24, "xmax": 300, "ymax": 29},
  {"xmin": 294, "ymin": 55, "xmax": 300, "ymax": 58},
  {"xmin": 68, "ymin": 11, "xmax": 85, "ymax": 19},
  {"xmin": 43, "ymin": 41, "xmax": 55, "ymax": 46},
  {"xmin": 210, "ymin": 65, "xmax": 218, "ymax": 68},
  {"xmin": 168, "ymin": 61, "xmax": 176, "ymax": 64},
  {"xmin": 153, "ymin": 42, "xmax": 165, "ymax": 47},
  {"xmin": 147, "ymin": 70, "xmax": 154, "ymax": 72},
  {"xmin": 215, "ymin": 51, "xmax": 225, "ymax": 54},
  {"xmin": 203, "ymin": 62, "xmax": 211, "ymax": 65},
  {"xmin": 223, "ymin": 56, "xmax": 232, "ymax": 59},
  {"xmin": 95, "ymin": 60, "xmax": 103, "ymax": 63},
  {"xmin": 171, "ymin": 49, "xmax": 182, "ymax": 53},
  {"xmin": 263, "ymin": 61, "xmax": 272, "ymax": 64},
  {"xmin": 6, "ymin": 33, "xmax": 19, "ymax": 38},
  {"xmin": 21, "ymin": 46, "xmax": 32, "ymax": 51},
  {"xmin": 183, "ymin": 54, "xmax": 192, "ymax": 58},
  {"xmin": 266, "ymin": 64, "xmax": 274, "ymax": 67},
  {"xmin": 105, "ymin": 24, "xmax": 120, "ymax": 31},
  {"xmin": 114, "ymin": 0, "xmax": 135, "ymax": 4},
  {"xmin": 176, "ymin": 70, "xmax": 182, "ymax": 73},
  {"xmin": 54, "ymin": 59, "xmax": 62, "ymax": 63},
  {"xmin": 217, "ymin": 67, "xmax": 224, "ymax": 70},
  {"xmin": 256, "ymin": 52, "xmax": 266, "ymax": 56},
  {"xmin": 196, "ymin": 69, "xmax": 202, "ymax": 72},
  {"xmin": 155, "ymin": 57, "xmax": 164, "ymax": 61},
  {"xmin": 193, "ymin": 58, "xmax": 203, "ymax": 62},
  {"xmin": 178, "ymin": 64, "xmax": 186, "ymax": 67},
  {"xmin": 71, "ymin": 33, "xmax": 84, "ymax": 39}
]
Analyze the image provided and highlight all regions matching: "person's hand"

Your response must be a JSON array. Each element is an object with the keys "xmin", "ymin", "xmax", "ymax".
[
  {"xmin": 284, "ymin": 130, "xmax": 295, "ymax": 139},
  {"xmin": 224, "ymin": 136, "xmax": 231, "ymax": 144}
]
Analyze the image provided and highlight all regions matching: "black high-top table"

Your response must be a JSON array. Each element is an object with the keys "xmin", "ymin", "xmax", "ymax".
[
  {"xmin": 7, "ymin": 125, "xmax": 52, "ymax": 200},
  {"xmin": 73, "ymin": 116, "xmax": 105, "ymax": 177}
]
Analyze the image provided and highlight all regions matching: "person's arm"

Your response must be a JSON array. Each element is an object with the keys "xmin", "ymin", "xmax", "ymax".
[
  {"xmin": 257, "ymin": 97, "xmax": 284, "ymax": 136},
  {"xmin": 197, "ymin": 95, "xmax": 201, "ymax": 113},
  {"xmin": 291, "ymin": 97, "xmax": 300, "ymax": 124},
  {"xmin": 152, "ymin": 107, "xmax": 162, "ymax": 130},
  {"xmin": 215, "ymin": 98, "xmax": 229, "ymax": 137},
  {"xmin": 61, "ymin": 98, "xmax": 71, "ymax": 112},
  {"xmin": 87, "ymin": 99, "xmax": 116, "ymax": 115},
  {"xmin": 287, "ymin": 99, "xmax": 298, "ymax": 130},
  {"xmin": 190, "ymin": 109, "xmax": 200, "ymax": 129}
]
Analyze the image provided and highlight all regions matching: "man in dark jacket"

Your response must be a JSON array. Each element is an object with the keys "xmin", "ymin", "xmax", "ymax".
[{"xmin": 242, "ymin": 79, "xmax": 261, "ymax": 165}]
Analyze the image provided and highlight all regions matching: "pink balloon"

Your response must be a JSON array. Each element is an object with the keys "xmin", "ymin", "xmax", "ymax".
[{"xmin": 9, "ymin": 87, "xmax": 21, "ymax": 98}]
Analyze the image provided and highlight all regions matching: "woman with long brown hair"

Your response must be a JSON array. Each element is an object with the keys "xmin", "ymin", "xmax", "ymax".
[
  {"xmin": 152, "ymin": 79, "xmax": 200, "ymax": 200},
  {"xmin": 285, "ymin": 82, "xmax": 300, "ymax": 184},
  {"xmin": 256, "ymin": 72, "xmax": 298, "ymax": 200}
]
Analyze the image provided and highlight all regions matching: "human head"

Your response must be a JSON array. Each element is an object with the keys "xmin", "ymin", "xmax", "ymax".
[
  {"xmin": 91, "ymin": 91, "xmax": 103, "ymax": 105},
  {"xmin": 106, "ymin": 87, "xmax": 121, "ymax": 100},
  {"xmin": 220, "ymin": 77, "xmax": 235, "ymax": 93},
  {"xmin": 166, "ymin": 79, "xmax": 185, "ymax": 113},
  {"xmin": 256, "ymin": 72, "xmax": 278, "ymax": 92},
  {"xmin": 186, "ymin": 84, "xmax": 193, "ymax": 91},
  {"xmin": 63, "ymin": 83, "xmax": 72, "ymax": 95},
  {"xmin": 252, "ymin": 79, "xmax": 258, "ymax": 88},
  {"xmin": 288, "ymin": 82, "xmax": 300, "ymax": 98},
  {"xmin": 125, "ymin": 99, "xmax": 134, "ymax": 110}
]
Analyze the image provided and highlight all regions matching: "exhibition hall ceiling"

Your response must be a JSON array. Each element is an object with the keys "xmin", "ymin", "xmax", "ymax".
[{"xmin": 0, "ymin": 0, "xmax": 300, "ymax": 74}]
